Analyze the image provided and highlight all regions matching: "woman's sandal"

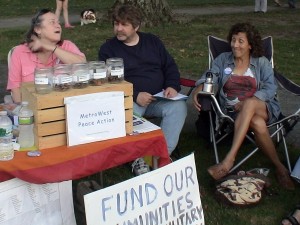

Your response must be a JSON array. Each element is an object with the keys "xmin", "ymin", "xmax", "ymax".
[
  {"xmin": 207, "ymin": 163, "xmax": 229, "ymax": 180},
  {"xmin": 281, "ymin": 205, "xmax": 300, "ymax": 225}
]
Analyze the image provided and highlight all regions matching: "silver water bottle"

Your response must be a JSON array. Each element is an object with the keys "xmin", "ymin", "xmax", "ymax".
[{"xmin": 202, "ymin": 72, "xmax": 214, "ymax": 93}]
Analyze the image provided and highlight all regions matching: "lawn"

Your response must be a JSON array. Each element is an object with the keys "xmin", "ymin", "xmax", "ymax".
[
  {"xmin": 0, "ymin": 1, "xmax": 300, "ymax": 225},
  {"xmin": 0, "ymin": 0, "xmax": 254, "ymax": 18}
]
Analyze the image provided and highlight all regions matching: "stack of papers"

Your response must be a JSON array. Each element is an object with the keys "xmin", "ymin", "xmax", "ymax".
[
  {"xmin": 153, "ymin": 91, "xmax": 188, "ymax": 101},
  {"xmin": 132, "ymin": 115, "xmax": 160, "ymax": 134}
]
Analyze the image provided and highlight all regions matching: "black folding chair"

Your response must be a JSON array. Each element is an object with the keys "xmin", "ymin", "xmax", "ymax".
[{"xmin": 200, "ymin": 35, "xmax": 300, "ymax": 173}]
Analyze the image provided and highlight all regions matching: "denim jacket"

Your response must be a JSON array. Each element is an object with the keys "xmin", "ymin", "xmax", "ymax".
[{"xmin": 196, "ymin": 52, "xmax": 281, "ymax": 122}]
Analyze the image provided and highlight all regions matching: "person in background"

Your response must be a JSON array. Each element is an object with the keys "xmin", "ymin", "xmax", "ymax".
[
  {"xmin": 192, "ymin": 22, "xmax": 294, "ymax": 190},
  {"xmin": 274, "ymin": 0, "xmax": 296, "ymax": 8},
  {"xmin": 7, "ymin": 8, "xmax": 86, "ymax": 103},
  {"xmin": 55, "ymin": 0, "xmax": 75, "ymax": 28},
  {"xmin": 255, "ymin": 0, "xmax": 268, "ymax": 13},
  {"xmin": 99, "ymin": 4, "xmax": 187, "ymax": 175}
]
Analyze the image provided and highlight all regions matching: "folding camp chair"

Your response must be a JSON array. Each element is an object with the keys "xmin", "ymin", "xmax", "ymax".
[
  {"xmin": 4, "ymin": 47, "xmax": 16, "ymax": 103},
  {"xmin": 199, "ymin": 35, "xmax": 300, "ymax": 173}
]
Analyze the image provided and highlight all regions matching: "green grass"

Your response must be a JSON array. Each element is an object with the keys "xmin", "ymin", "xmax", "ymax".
[
  {"xmin": 0, "ymin": 0, "xmax": 254, "ymax": 17},
  {"xmin": 0, "ymin": 6, "xmax": 299, "ymax": 84},
  {"xmin": 0, "ymin": 1, "xmax": 300, "ymax": 225}
]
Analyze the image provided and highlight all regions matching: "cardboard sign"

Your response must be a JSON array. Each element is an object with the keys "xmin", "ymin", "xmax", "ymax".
[
  {"xmin": 84, "ymin": 153, "xmax": 205, "ymax": 225},
  {"xmin": 64, "ymin": 92, "xmax": 126, "ymax": 146}
]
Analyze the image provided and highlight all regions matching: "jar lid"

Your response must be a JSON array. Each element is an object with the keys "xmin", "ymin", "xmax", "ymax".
[{"xmin": 106, "ymin": 58, "xmax": 123, "ymax": 63}]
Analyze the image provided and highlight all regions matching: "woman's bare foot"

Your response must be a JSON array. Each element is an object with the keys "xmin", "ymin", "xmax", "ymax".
[
  {"xmin": 276, "ymin": 167, "xmax": 295, "ymax": 190},
  {"xmin": 207, "ymin": 160, "xmax": 233, "ymax": 180},
  {"xmin": 65, "ymin": 24, "xmax": 75, "ymax": 28}
]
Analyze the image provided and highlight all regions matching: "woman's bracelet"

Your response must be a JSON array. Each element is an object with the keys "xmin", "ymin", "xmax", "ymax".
[{"xmin": 52, "ymin": 45, "xmax": 58, "ymax": 54}]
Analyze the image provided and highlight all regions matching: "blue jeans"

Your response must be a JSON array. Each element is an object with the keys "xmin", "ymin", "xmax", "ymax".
[{"xmin": 134, "ymin": 100, "xmax": 187, "ymax": 155}]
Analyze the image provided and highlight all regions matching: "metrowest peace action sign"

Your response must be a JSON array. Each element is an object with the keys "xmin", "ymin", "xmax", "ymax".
[
  {"xmin": 84, "ymin": 153, "xmax": 204, "ymax": 225},
  {"xmin": 64, "ymin": 91, "xmax": 126, "ymax": 146}
]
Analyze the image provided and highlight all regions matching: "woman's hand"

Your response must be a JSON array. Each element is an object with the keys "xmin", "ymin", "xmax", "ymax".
[
  {"xmin": 234, "ymin": 101, "xmax": 243, "ymax": 112},
  {"xmin": 28, "ymin": 35, "xmax": 54, "ymax": 52},
  {"xmin": 193, "ymin": 85, "xmax": 203, "ymax": 111}
]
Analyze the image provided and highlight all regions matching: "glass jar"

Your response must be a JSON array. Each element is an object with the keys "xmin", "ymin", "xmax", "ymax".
[
  {"xmin": 34, "ymin": 67, "xmax": 53, "ymax": 94},
  {"xmin": 53, "ymin": 64, "xmax": 72, "ymax": 92},
  {"xmin": 106, "ymin": 58, "xmax": 124, "ymax": 83},
  {"xmin": 72, "ymin": 63, "xmax": 90, "ymax": 89},
  {"xmin": 89, "ymin": 61, "xmax": 108, "ymax": 86}
]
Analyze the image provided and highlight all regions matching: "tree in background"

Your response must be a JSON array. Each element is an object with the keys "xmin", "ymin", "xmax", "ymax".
[{"xmin": 111, "ymin": 0, "xmax": 173, "ymax": 26}]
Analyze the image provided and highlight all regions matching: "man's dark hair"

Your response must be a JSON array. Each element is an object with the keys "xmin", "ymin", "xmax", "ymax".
[
  {"xmin": 227, "ymin": 22, "xmax": 264, "ymax": 57},
  {"xmin": 112, "ymin": 4, "xmax": 142, "ymax": 29}
]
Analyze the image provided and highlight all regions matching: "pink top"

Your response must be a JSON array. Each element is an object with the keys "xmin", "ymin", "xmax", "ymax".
[{"xmin": 7, "ymin": 40, "xmax": 85, "ymax": 90}]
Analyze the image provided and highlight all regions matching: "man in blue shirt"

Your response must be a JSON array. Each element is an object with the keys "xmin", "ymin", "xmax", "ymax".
[{"xmin": 99, "ymin": 4, "xmax": 187, "ymax": 175}]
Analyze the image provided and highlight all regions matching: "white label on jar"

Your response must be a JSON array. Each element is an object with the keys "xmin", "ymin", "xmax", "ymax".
[
  {"xmin": 93, "ymin": 71, "xmax": 106, "ymax": 79},
  {"xmin": 60, "ymin": 75, "xmax": 72, "ymax": 84},
  {"xmin": 35, "ymin": 77, "xmax": 49, "ymax": 85},
  {"xmin": 89, "ymin": 69, "xmax": 94, "ymax": 76},
  {"xmin": 111, "ymin": 68, "xmax": 124, "ymax": 77},
  {"xmin": 78, "ymin": 74, "xmax": 90, "ymax": 82}
]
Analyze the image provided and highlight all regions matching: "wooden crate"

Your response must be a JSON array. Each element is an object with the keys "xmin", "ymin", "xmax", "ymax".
[{"xmin": 21, "ymin": 81, "xmax": 133, "ymax": 149}]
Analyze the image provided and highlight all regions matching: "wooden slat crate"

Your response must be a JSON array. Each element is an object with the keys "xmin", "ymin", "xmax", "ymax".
[{"xmin": 21, "ymin": 81, "xmax": 133, "ymax": 149}]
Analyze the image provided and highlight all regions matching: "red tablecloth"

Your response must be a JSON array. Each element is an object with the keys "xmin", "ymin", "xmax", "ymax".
[{"xmin": 0, "ymin": 130, "xmax": 170, "ymax": 184}]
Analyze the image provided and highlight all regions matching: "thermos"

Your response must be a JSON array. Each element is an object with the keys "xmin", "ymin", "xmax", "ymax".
[
  {"xmin": 203, "ymin": 72, "xmax": 214, "ymax": 93},
  {"xmin": 197, "ymin": 71, "xmax": 214, "ymax": 111}
]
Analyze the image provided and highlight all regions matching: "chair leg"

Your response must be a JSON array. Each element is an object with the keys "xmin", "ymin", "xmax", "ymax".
[
  {"xmin": 229, "ymin": 124, "xmax": 290, "ymax": 173},
  {"xmin": 229, "ymin": 147, "xmax": 259, "ymax": 173},
  {"xmin": 209, "ymin": 111, "xmax": 219, "ymax": 164},
  {"xmin": 280, "ymin": 129, "xmax": 292, "ymax": 172}
]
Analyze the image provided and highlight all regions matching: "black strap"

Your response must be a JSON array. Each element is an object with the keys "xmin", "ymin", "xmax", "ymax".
[{"xmin": 284, "ymin": 215, "xmax": 300, "ymax": 225}]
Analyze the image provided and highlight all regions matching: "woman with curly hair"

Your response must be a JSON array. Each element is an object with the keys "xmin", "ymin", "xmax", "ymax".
[{"xmin": 193, "ymin": 22, "xmax": 295, "ymax": 190}]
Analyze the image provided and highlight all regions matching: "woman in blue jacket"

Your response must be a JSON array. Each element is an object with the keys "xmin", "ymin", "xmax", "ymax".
[{"xmin": 193, "ymin": 22, "xmax": 294, "ymax": 190}]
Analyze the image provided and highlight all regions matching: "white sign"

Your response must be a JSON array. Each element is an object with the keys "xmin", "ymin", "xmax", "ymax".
[
  {"xmin": 84, "ymin": 153, "xmax": 205, "ymax": 225},
  {"xmin": 64, "ymin": 92, "xmax": 126, "ymax": 146},
  {"xmin": 0, "ymin": 179, "xmax": 75, "ymax": 225}
]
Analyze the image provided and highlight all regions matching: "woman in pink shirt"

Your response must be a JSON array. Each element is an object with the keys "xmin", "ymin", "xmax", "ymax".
[{"xmin": 7, "ymin": 8, "xmax": 86, "ymax": 103}]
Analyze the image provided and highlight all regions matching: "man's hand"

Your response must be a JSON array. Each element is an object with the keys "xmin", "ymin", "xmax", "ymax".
[
  {"xmin": 136, "ymin": 92, "xmax": 156, "ymax": 107},
  {"xmin": 163, "ymin": 87, "xmax": 178, "ymax": 98}
]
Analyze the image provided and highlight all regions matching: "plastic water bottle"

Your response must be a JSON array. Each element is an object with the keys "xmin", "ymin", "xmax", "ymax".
[
  {"xmin": 0, "ymin": 111, "xmax": 14, "ymax": 161},
  {"xmin": 18, "ymin": 101, "xmax": 34, "ymax": 148}
]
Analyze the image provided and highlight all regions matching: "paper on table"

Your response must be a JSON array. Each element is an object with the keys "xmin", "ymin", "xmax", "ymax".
[
  {"xmin": 132, "ymin": 115, "xmax": 160, "ymax": 134},
  {"xmin": 0, "ymin": 178, "xmax": 76, "ymax": 225},
  {"xmin": 153, "ymin": 91, "xmax": 188, "ymax": 101}
]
